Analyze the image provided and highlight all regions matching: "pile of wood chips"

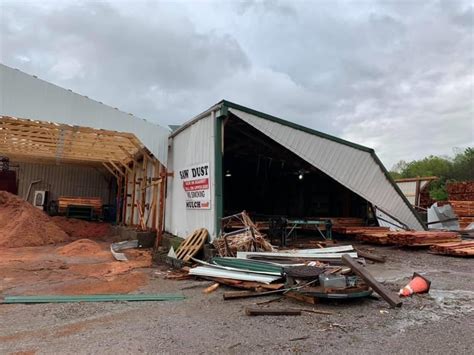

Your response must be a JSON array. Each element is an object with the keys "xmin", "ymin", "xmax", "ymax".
[
  {"xmin": 214, "ymin": 211, "xmax": 274, "ymax": 257},
  {"xmin": 430, "ymin": 241, "xmax": 474, "ymax": 257}
]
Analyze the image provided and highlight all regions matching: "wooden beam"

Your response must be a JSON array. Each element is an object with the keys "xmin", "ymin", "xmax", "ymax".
[
  {"xmin": 152, "ymin": 160, "xmax": 159, "ymax": 230},
  {"xmin": 118, "ymin": 160, "xmax": 133, "ymax": 174},
  {"xmin": 108, "ymin": 160, "xmax": 125, "ymax": 177},
  {"xmin": 102, "ymin": 162, "xmax": 119, "ymax": 179},
  {"xmin": 118, "ymin": 145, "xmax": 139, "ymax": 165},
  {"xmin": 129, "ymin": 160, "xmax": 137, "ymax": 226},
  {"xmin": 245, "ymin": 308, "xmax": 301, "ymax": 316},
  {"xmin": 0, "ymin": 116, "xmax": 137, "ymax": 138},
  {"xmin": 341, "ymin": 255, "xmax": 402, "ymax": 307},
  {"xmin": 155, "ymin": 163, "xmax": 167, "ymax": 248},
  {"xmin": 1, "ymin": 147, "xmax": 119, "ymax": 163}
]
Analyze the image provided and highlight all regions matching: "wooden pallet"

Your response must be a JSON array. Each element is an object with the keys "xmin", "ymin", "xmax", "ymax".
[{"xmin": 175, "ymin": 228, "xmax": 209, "ymax": 261}]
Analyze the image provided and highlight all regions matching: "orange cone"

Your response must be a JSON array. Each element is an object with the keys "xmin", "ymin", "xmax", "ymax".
[{"xmin": 399, "ymin": 273, "xmax": 431, "ymax": 297}]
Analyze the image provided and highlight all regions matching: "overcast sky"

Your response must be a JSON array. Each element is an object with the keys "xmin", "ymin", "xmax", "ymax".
[{"xmin": 1, "ymin": 0, "xmax": 473, "ymax": 168}]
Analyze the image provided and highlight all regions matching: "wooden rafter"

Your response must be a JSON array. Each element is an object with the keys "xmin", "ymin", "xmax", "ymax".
[{"xmin": 0, "ymin": 116, "xmax": 143, "ymax": 164}]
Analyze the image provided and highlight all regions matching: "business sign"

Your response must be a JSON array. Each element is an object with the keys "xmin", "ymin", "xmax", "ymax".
[{"xmin": 179, "ymin": 163, "xmax": 211, "ymax": 209}]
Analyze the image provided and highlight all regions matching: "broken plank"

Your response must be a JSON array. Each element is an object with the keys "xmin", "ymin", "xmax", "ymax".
[
  {"xmin": 245, "ymin": 307, "xmax": 301, "ymax": 316},
  {"xmin": 284, "ymin": 291, "xmax": 318, "ymax": 304},
  {"xmin": 203, "ymin": 283, "xmax": 220, "ymax": 294},
  {"xmin": 223, "ymin": 289, "xmax": 284, "ymax": 300},
  {"xmin": 355, "ymin": 249, "xmax": 386, "ymax": 263},
  {"xmin": 341, "ymin": 254, "xmax": 402, "ymax": 308}
]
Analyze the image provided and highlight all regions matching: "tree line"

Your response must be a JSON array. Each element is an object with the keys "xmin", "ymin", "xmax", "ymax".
[{"xmin": 389, "ymin": 147, "xmax": 473, "ymax": 200}]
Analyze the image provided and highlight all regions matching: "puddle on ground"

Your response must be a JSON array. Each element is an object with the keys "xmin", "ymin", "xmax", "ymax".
[
  {"xmin": 390, "ymin": 288, "xmax": 473, "ymax": 333},
  {"xmin": 429, "ymin": 289, "xmax": 474, "ymax": 313}
]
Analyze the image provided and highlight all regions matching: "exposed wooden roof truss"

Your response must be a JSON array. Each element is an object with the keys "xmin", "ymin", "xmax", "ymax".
[{"xmin": 0, "ymin": 116, "xmax": 143, "ymax": 165}]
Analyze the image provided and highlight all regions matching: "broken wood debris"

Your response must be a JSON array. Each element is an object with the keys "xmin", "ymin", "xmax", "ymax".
[
  {"xmin": 245, "ymin": 307, "xmax": 302, "ymax": 316},
  {"xmin": 341, "ymin": 254, "xmax": 402, "ymax": 308},
  {"xmin": 214, "ymin": 211, "xmax": 274, "ymax": 257}
]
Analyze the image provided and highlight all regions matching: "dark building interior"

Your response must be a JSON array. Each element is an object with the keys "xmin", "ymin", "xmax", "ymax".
[{"xmin": 222, "ymin": 114, "xmax": 369, "ymax": 220}]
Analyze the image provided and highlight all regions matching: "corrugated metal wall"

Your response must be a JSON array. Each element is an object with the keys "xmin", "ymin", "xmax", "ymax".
[
  {"xmin": 13, "ymin": 161, "xmax": 113, "ymax": 204},
  {"xmin": 230, "ymin": 108, "xmax": 424, "ymax": 230},
  {"xmin": 166, "ymin": 113, "xmax": 216, "ymax": 239},
  {"xmin": 0, "ymin": 64, "xmax": 170, "ymax": 165}
]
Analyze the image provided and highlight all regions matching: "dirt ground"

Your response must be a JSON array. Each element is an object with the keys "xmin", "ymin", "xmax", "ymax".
[{"xmin": 1, "ymin": 242, "xmax": 473, "ymax": 355}]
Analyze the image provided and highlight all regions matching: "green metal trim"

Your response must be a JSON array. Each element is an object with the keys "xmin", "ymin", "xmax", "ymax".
[
  {"xmin": 2, "ymin": 294, "xmax": 185, "ymax": 304},
  {"xmin": 370, "ymin": 152, "xmax": 426, "ymax": 230},
  {"xmin": 220, "ymin": 100, "xmax": 374, "ymax": 153},
  {"xmin": 214, "ymin": 113, "xmax": 225, "ymax": 237},
  {"xmin": 212, "ymin": 257, "xmax": 283, "ymax": 274}
]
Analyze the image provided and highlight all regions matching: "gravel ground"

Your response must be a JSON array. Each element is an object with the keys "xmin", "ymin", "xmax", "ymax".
[{"xmin": 1, "ymin": 243, "xmax": 473, "ymax": 354}]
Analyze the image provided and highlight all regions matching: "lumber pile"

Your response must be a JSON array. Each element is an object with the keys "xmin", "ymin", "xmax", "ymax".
[
  {"xmin": 356, "ymin": 230, "xmax": 462, "ymax": 246},
  {"xmin": 447, "ymin": 181, "xmax": 474, "ymax": 201},
  {"xmin": 430, "ymin": 241, "xmax": 474, "ymax": 257},
  {"xmin": 333, "ymin": 226, "xmax": 390, "ymax": 235},
  {"xmin": 387, "ymin": 231, "xmax": 461, "ymax": 246},
  {"xmin": 326, "ymin": 217, "xmax": 365, "ymax": 230},
  {"xmin": 58, "ymin": 196, "xmax": 102, "ymax": 214},
  {"xmin": 356, "ymin": 232, "xmax": 391, "ymax": 245},
  {"xmin": 442, "ymin": 200, "xmax": 474, "ymax": 229}
]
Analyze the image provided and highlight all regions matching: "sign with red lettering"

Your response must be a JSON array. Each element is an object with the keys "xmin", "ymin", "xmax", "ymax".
[{"xmin": 179, "ymin": 163, "xmax": 211, "ymax": 209}]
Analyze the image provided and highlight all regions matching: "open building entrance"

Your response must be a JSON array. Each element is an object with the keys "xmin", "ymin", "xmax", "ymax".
[
  {"xmin": 223, "ymin": 113, "xmax": 375, "ymax": 244},
  {"xmin": 0, "ymin": 116, "xmax": 166, "ymax": 240}
]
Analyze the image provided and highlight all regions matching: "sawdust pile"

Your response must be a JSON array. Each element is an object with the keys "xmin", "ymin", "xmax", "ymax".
[
  {"xmin": 52, "ymin": 216, "xmax": 111, "ymax": 239},
  {"xmin": 0, "ymin": 191, "xmax": 69, "ymax": 248},
  {"xmin": 57, "ymin": 239, "xmax": 104, "ymax": 256}
]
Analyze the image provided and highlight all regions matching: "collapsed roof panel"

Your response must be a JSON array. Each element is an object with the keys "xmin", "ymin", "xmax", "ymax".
[{"xmin": 227, "ymin": 106, "xmax": 425, "ymax": 230}]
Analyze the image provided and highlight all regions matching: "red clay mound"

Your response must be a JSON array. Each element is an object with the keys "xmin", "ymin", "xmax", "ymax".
[
  {"xmin": 0, "ymin": 191, "xmax": 69, "ymax": 248},
  {"xmin": 52, "ymin": 216, "xmax": 111, "ymax": 239},
  {"xmin": 57, "ymin": 239, "xmax": 104, "ymax": 256}
]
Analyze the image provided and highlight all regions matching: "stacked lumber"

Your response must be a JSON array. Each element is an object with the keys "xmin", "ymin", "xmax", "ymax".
[
  {"xmin": 430, "ymin": 241, "xmax": 474, "ymax": 257},
  {"xmin": 333, "ymin": 226, "xmax": 390, "ymax": 235},
  {"xmin": 419, "ymin": 189, "xmax": 435, "ymax": 209},
  {"xmin": 356, "ymin": 232, "xmax": 391, "ymax": 245},
  {"xmin": 356, "ymin": 230, "xmax": 462, "ymax": 246},
  {"xmin": 447, "ymin": 181, "xmax": 474, "ymax": 201},
  {"xmin": 449, "ymin": 200, "xmax": 474, "ymax": 229},
  {"xmin": 387, "ymin": 231, "xmax": 461, "ymax": 246},
  {"xmin": 438, "ymin": 200, "xmax": 474, "ymax": 229},
  {"xmin": 58, "ymin": 196, "xmax": 102, "ymax": 214}
]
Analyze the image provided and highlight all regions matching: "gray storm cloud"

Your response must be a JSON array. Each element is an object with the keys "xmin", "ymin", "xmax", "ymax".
[{"xmin": 0, "ymin": 0, "xmax": 472, "ymax": 167}]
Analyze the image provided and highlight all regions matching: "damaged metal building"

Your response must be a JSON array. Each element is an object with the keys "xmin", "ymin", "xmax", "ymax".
[
  {"xmin": 166, "ymin": 101, "xmax": 425, "ymax": 240},
  {"xmin": 1, "ymin": 64, "xmax": 424, "ymax": 243}
]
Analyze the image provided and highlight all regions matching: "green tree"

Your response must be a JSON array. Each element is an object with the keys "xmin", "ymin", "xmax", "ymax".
[{"xmin": 389, "ymin": 147, "xmax": 473, "ymax": 201}]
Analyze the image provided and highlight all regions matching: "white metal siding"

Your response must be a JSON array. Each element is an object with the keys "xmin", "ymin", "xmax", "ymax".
[
  {"xmin": 166, "ymin": 113, "xmax": 216, "ymax": 239},
  {"xmin": 230, "ymin": 108, "xmax": 424, "ymax": 230},
  {"xmin": 396, "ymin": 180, "xmax": 431, "ymax": 206},
  {"xmin": 13, "ymin": 161, "xmax": 113, "ymax": 204},
  {"xmin": 0, "ymin": 64, "xmax": 169, "ymax": 165}
]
